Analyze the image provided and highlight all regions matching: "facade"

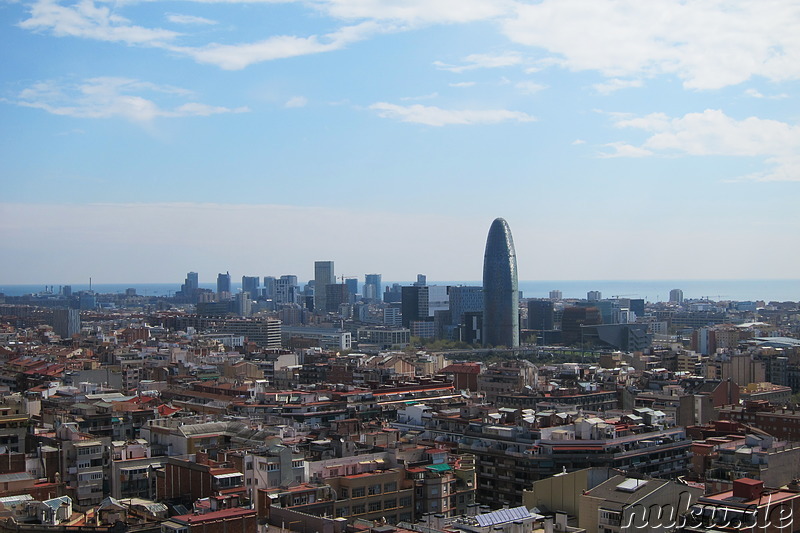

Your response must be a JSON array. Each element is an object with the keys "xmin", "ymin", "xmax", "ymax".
[
  {"xmin": 52, "ymin": 308, "xmax": 81, "ymax": 338},
  {"xmin": 482, "ymin": 218, "xmax": 519, "ymax": 348},
  {"xmin": 216, "ymin": 272, "xmax": 231, "ymax": 299},
  {"xmin": 448, "ymin": 286, "xmax": 484, "ymax": 329},
  {"xmin": 314, "ymin": 261, "xmax": 335, "ymax": 313},
  {"xmin": 669, "ymin": 289, "xmax": 684, "ymax": 304},
  {"xmin": 242, "ymin": 276, "xmax": 260, "ymax": 298},
  {"xmin": 527, "ymin": 300, "xmax": 554, "ymax": 331},
  {"xmin": 364, "ymin": 274, "xmax": 381, "ymax": 301}
]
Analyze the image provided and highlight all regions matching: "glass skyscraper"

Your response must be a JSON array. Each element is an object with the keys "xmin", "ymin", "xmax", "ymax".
[{"xmin": 482, "ymin": 218, "xmax": 519, "ymax": 347}]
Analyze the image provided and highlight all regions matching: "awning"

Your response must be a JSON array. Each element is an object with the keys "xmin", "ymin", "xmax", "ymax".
[{"xmin": 425, "ymin": 464, "xmax": 451, "ymax": 472}]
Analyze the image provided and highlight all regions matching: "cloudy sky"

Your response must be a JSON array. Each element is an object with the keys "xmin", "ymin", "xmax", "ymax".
[{"xmin": 1, "ymin": 0, "xmax": 799, "ymax": 285}]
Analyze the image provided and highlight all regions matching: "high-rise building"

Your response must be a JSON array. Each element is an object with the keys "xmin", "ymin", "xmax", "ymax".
[
  {"xmin": 325, "ymin": 283, "xmax": 349, "ymax": 313},
  {"xmin": 414, "ymin": 274, "xmax": 427, "ymax": 287},
  {"xmin": 448, "ymin": 286, "xmax": 483, "ymax": 326},
  {"xmin": 587, "ymin": 290, "xmax": 602, "ymax": 301},
  {"xmin": 235, "ymin": 292, "xmax": 252, "ymax": 317},
  {"xmin": 180, "ymin": 272, "xmax": 199, "ymax": 301},
  {"xmin": 669, "ymin": 289, "xmax": 684, "ymax": 304},
  {"xmin": 263, "ymin": 276, "xmax": 277, "ymax": 299},
  {"xmin": 52, "ymin": 308, "xmax": 81, "ymax": 338},
  {"xmin": 527, "ymin": 300, "xmax": 554, "ymax": 331},
  {"xmin": 344, "ymin": 278, "xmax": 359, "ymax": 298},
  {"xmin": 217, "ymin": 272, "xmax": 231, "ymax": 299},
  {"xmin": 549, "ymin": 290, "xmax": 562, "ymax": 300},
  {"xmin": 314, "ymin": 261, "xmax": 335, "ymax": 313},
  {"xmin": 275, "ymin": 275, "xmax": 298, "ymax": 304},
  {"xmin": 242, "ymin": 276, "xmax": 260, "ymax": 299},
  {"xmin": 482, "ymin": 218, "xmax": 519, "ymax": 348},
  {"xmin": 364, "ymin": 274, "xmax": 381, "ymax": 301}
]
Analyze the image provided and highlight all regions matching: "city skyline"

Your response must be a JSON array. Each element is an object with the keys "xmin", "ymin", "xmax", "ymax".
[{"xmin": 2, "ymin": 1, "xmax": 800, "ymax": 283}]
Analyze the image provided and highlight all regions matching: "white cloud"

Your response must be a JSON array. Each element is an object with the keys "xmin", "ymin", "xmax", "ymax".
[
  {"xmin": 434, "ymin": 52, "xmax": 523, "ymax": 73},
  {"xmin": 605, "ymin": 109, "xmax": 800, "ymax": 181},
  {"xmin": 169, "ymin": 20, "xmax": 381, "ymax": 69},
  {"xmin": 503, "ymin": 0, "xmax": 800, "ymax": 89},
  {"xmin": 449, "ymin": 81, "xmax": 476, "ymax": 88},
  {"xmin": 369, "ymin": 102, "xmax": 535, "ymax": 126},
  {"xmin": 19, "ymin": 0, "xmax": 178, "ymax": 45},
  {"xmin": 598, "ymin": 142, "xmax": 654, "ymax": 158},
  {"xmin": 284, "ymin": 96, "xmax": 308, "ymax": 108},
  {"xmin": 593, "ymin": 78, "xmax": 643, "ymax": 95},
  {"xmin": 15, "ymin": 77, "xmax": 249, "ymax": 121},
  {"xmin": 166, "ymin": 13, "xmax": 218, "ymax": 25},
  {"xmin": 321, "ymin": 0, "xmax": 513, "ymax": 25},
  {"xmin": 571, "ymin": 139, "xmax": 585, "ymax": 145},
  {"xmin": 515, "ymin": 80, "xmax": 546, "ymax": 94},
  {"xmin": 400, "ymin": 92, "xmax": 438, "ymax": 101},
  {"xmin": 744, "ymin": 88, "xmax": 789, "ymax": 99}
]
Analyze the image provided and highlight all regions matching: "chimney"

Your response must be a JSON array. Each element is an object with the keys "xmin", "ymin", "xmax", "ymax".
[{"xmin": 732, "ymin": 478, "xmax": 764, "ymax": 501}]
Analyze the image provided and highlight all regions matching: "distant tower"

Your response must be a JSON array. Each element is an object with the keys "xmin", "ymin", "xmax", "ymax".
[
  {"xmin": 217, "ymin": 272, "xmax": 231, "ymax": 299},
  {"xmin": 364, "ymin": 274, "xmax": 382, "ymax": 301},
  {"xmin": 314, "ymin": 261, "xmax": 335, "ymax": 313},
  {"xmin": 482, "ymin": 218, "xmax": 519, "ymax": 348},
  {"xmin": 669, "ymin": 289, "xmax": 684, "ymax": 304}
]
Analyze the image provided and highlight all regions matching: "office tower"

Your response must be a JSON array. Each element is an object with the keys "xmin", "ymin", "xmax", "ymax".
[
  {"xmin": 181, "ymin": 272, "xmax": 199, "ymax": 296},
  {"xmin": 52, "ymin": 308, "xmax": 80, "ymax": 338},
  {"xmin": 364, "ymin": 274, "xmax": 382, "ymax": 301},
  {"xmin": 482, "ymin": 218, "xmax": 519, "ymax": 348},
  {"xmin": 217, "ymin": 272, "xmax": 231, "ymax": 299},
  {"xmin": 401, "ymin": 285, "xmax": 449, "ymax": 328},
  {"xmin": 669, "ymin": 289, "xmax": 684, "ymax": 304},
  {"xmin": 414, "ymin": 274, "xmax": 427, "ymax": 287},
  {"xmin": 561, "ymin": 306, "xmax": 602, "ymax": 345},
  {"xmin": 448, "ymin": 286, "xmax": 483, "ymax": 326},
  {"xmin": 275, "ymin": 275, "xmax": 298, "ymax": 304},
  {"xmin": 263, "ymin": 276, "xmax": 277, "ymax": 299},
  {"xmin": 235, "ymin": 292, "xmax": 252, "ymax": 317},
  {"xmin": 527, "ymin": 300, "xmax": 554, "ymax": 331},
  {"xmin": 325, "ymin": 283, "xmax": 349, "ymax": 312},
  {"xmin": 242, "ymin": 276, "xmax": 260, "ymax": 299},
  {"xmin": 344, "ymin": 278, "xmax": 358, "ymax": 298},
  {"xmin": 549, "ymin": 290, "xmax": 562, "ymax": 301},
  {"xmin": 314, "ymin": 261, "xmax": 335, "ymax": 313},
  {"xmin": 587, "ymin": 290, "xmax": 602, "ymax": 301},
  {"xmin": 384, "ymin": 284, "xmax": 402, "ymax": 303},
  {"xmin": 629, "ymin": 298, "xmax": 645, "ymax": 318}
]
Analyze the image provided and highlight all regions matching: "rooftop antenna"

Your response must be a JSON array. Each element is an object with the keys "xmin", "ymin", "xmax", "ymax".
[{"xmin": 89, "ymin": 277, "xmax": 92, "ymax": 292}]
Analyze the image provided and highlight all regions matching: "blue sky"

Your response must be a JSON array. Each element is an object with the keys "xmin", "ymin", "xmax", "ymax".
[{"xmin": 1, "ymin": 0, "xmax": 799, "ymax": 284}]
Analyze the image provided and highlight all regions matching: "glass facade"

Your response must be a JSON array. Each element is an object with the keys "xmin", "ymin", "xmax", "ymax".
[{"xmin": 482, "ymin": 218, "xmax": 519, "ymax": 347}]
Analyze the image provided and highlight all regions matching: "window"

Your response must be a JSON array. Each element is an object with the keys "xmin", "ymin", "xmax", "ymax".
[
  {"xmin": 352, "ymin": 505, "xmax": 365, "ymax": 515},
  {"xmin": 259, "ymin": 462, "xmax": 267, "ymax": 471},
  {"xmin": 340, "ymin": 488, "xmax": 348, "ymax": 499},
  {"xmin": 369, "ymin": 501, "xmax": 382, "ymax": 512},
  {"xmin": 268, "ymin": 463, "xmax": 279, "ymax": 472},
  {"xmin": 384, "ymin": 499, "xmax": 397, "ymax": 510},
  {"xmin": 368, "ymin": 484, "xmax": 381, "ymax": 495},
  {"xmin": 336, "ymin": 507, "xmax": 348, "ymax": 518},
  {"xmin": 352, "ymin": 487, "xmax": 365, "ymax": 498},
  {"xmin": 384, "ymin": 482, "xmax": 397, "ymax": 492},
  {"xmin": 399, "ymin": 496, "xmax": 412, "ymax": 508},
  {"xmin": 292, "ymin": 460, "xmax": 304, "ymax": 468}
]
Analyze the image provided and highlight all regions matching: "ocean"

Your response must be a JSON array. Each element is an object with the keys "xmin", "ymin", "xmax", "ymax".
[{"xmin": 2, "ymin": 279, "xmax": 799, "ymax": 303}]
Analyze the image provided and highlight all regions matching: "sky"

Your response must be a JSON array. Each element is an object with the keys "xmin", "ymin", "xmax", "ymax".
[{"xmin": 1, "ymin": 0, "xmax": 799, "ymax": 284}]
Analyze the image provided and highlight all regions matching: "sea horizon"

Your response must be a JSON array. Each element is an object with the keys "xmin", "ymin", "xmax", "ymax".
[{"xmin": 2, "ymin": 279, "xmax": 799, "ymax": 303}]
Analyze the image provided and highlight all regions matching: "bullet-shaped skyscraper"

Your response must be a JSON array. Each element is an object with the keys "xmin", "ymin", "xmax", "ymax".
[{"xmin": 482, "ymin": 217, "xmax": 519, "ymax": 347}]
